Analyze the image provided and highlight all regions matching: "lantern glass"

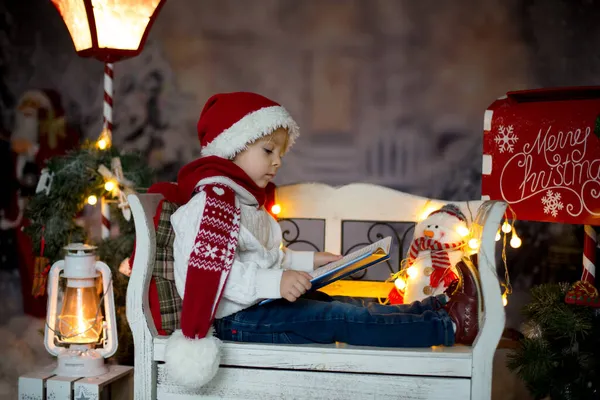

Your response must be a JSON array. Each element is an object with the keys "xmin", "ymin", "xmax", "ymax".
[
  {"xmin": 92, "ymin": 0, "xmax": 162, "ymax": 50},
  {"xmin": 57, "ymin": 282, "xmax": 103, "ymax": 344},
  {"xmin": 51, "ymin": 0, "xmax": 93, "ymax": 51}
]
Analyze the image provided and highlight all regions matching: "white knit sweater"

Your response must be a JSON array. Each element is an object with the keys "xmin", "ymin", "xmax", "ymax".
[{"xmin": 171, "ymin": 176, "xmax": 314, "ymax": 319}]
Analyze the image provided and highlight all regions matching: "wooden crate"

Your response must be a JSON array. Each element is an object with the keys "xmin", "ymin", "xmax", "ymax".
[{"xmin": 18, "ymin": 364, "xmax": 133, "ymax": 400}]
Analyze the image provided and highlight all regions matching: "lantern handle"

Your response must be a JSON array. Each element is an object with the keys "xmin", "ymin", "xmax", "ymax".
[
  {"xmin": 95, "ymin": 261, "xmax": 118, "ymax": 358},
  {"xmin": 44, "ymin": 260, "xmax": 64, "ymax": 357}
]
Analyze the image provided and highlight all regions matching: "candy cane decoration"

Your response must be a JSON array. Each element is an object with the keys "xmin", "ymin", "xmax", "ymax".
[
  {"xmin": 101, "ymin": 196, "xmax": 111, "ymax": 239},
  {"xmin": 582, "ymin": 225, "xmax": 596, "ymax": 284},
  {"xmin": 103, "ymin": 62, "xmax": 114, "ymax": 142}
]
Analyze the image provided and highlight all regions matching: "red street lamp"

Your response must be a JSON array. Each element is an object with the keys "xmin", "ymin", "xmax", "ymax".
[
  {"xmin": 52, "ymin": 0, "xmax": 166, "ymax": 240},
  {"xmin": 51, "ymin": 0, "xmax": 166, "ymax": 147}
]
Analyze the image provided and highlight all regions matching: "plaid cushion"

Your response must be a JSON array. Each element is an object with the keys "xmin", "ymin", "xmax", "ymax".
[{"xmin": 153, "ymin": 200, "xmax": 182, "ymax": 334}]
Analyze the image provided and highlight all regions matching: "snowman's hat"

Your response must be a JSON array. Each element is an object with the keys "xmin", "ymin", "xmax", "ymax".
[{"xmin": 428, "ymin": 204, "xmax": 467, "ymax": 224}]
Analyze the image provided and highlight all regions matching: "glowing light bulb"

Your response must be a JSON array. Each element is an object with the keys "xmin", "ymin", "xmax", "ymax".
[
  {"xmin": 394, "ymin": 278, "xmax": 406, "ymax": 290},
  {"xmin": 495, "ymin": 231, "xmax": 501, "ymax": 241},
  {"xmin": 468, "ymin": 238, "xmax": 479, "ymax": 249},
  {"xmin": 271, "ymin": 204, "xmax": 281, "ymax": 215},
  {"xmin": 419, "ymin": 206, "xmax": 438, "ymax": 221},
  {"xmin": 104, "ymin": 181, "xmax": 116, "ymax": 192},
  {"xmin": 456, "ymin": 226, "xmax": 470, "ymax": 238},
  {"xmin": 87, "ymin": 195, "xmax": 98, "ymax": 205},
  {"xmin": 406, "ymin": 266, "xmax": 418, "ymax": 279},
  {"xmin": 501, "ymin": 221, "xmax": 511, "ymax": 233},
  {"xmin": 502, "ymin": 293, "xmax": 508, "ymax": 307},
  {"xmin": 510, "ymin": 234, "xmax": 522, "ymax": 248},
  {"xmin": 96, "ymin": 128, "xmax": 112, "ymax": 150}
]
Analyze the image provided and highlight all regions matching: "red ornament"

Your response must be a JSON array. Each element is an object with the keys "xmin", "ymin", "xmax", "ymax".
[
  {"xmin": 482, "ymin": 86, "xmax": 600, "ymax": 225},
  {"xmin": 565, "ymin": 280, "xmax": 600, "ymax": 308},
  {"xmin": 387, "ymin": 286, "xmax": 404, "ymax": 305}
]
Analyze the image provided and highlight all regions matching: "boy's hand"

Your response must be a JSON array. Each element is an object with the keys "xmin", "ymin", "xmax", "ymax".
[
  {"xmin": 280, "ymin": 270, "xmax": 312, "ymax": 302},
  {"xmin": 313, "ymin": 252, "xmax": 343, "ymax": 269}
]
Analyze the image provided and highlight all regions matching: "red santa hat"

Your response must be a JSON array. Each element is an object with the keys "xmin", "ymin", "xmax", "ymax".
[
  {"xmin": 197, "ymin": 91, "xmax": 299, "ymax": 159},
  {"xmin": 164, "ymin": 92, "xmax": 298, "ymax": 389}
]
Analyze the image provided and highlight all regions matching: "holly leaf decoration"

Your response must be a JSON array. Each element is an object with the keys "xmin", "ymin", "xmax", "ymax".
[{"xmin": 595, "ymin": 114, "xmax": 600, "ymax": 139}]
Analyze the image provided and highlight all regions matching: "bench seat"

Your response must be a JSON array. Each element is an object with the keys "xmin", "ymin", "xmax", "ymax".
[{"xmin": 153, "ymin": 339, "xmax": 474, "ymax": 377}]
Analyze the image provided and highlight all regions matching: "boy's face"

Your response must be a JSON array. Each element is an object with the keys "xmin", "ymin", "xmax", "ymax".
[{"xmin": 233, "ymin": 128, "xmax": 288, "ymax": 188}]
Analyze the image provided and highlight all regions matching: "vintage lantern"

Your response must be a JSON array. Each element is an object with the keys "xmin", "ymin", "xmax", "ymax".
[{"xmin": 44, "ymin": 243, "xmax": 117, "ymax": 377}]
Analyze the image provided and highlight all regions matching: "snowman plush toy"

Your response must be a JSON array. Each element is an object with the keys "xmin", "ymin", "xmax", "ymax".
[{"xmin": 397, "ymin": 204, "xmax": 469, "ymax": 304}]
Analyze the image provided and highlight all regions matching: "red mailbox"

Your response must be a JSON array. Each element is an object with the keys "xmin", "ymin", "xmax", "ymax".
[{"xmin": 482, "ymin": 86, "xmax": 600, "ymax": 226}]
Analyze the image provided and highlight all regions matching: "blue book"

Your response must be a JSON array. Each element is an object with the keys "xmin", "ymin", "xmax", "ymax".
[{"xmin": 259, "ymin": 236, "xmax": 392, "ymax": 305}]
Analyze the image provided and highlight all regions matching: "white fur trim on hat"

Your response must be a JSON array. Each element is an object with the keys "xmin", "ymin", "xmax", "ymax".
[
  {"xmin": 165, "ymin": 329, "xmax": 221, "ymax": 389},
  {"xmin": 201, "ymin": 105, "xmax": 300, "ymax": 159}
]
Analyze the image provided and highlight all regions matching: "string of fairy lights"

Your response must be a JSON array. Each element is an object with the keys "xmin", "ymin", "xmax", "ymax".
[{"xmin": 269, "ymin": 201, "xmax": 517, "ymax": 308}]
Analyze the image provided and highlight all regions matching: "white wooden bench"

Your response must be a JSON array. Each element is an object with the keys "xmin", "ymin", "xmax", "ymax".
[{"xmin": 126, "ymin": 183, "xmax": 507, "ymax": 400}]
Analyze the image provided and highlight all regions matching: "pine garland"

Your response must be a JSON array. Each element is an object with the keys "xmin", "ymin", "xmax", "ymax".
[
  {"xmin": 24, "ymin": 141, "xmax": 154, "ymax": 365},
  {"xmin": 507, "ymin": 283, "xmax": 600, "ymax": 400},
  {"xmin": 25, "ymin": 142, "xmax": 153, "ymax": 262}
]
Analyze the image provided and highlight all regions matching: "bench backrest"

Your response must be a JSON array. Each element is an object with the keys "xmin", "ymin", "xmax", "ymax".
[{"xmin": 275, "ymin": 183, "xmax": 483, "ymax": 254}]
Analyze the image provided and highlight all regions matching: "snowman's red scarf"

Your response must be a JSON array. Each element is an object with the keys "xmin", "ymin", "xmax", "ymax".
[{"xmin": 407, "ymin": 237, "xmax": 464, "ymax": 288}]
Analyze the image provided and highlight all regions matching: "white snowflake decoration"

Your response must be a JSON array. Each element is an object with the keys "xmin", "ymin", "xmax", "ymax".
[
  {"xmin": 494, "ymin": 125, "xmax": 518, "ymax": 153},
  {"xmin": 541, "ymin": 190, "xmax": 564, "ymax": 217},
  {"xmin": 203, "ymin": 244, "xmax": 218, "ymax": 259},
  {"xmin": 192, "ymin": 241, "xmax": 204, "ymax": 255}
]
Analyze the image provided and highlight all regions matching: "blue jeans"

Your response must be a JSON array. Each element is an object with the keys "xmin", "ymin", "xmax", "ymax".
[{"xmin": 214, "ymin": 291, "xmax": 455, "ymax": 347}]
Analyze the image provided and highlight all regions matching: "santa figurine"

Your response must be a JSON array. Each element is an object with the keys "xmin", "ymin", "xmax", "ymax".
[
  {"xmin": 399, "ymin": 204, "xmax": 468, "ymax": 304},
  {"xmin": 1, "ymin": 89, "xmax": 79, "ymax": 317}
]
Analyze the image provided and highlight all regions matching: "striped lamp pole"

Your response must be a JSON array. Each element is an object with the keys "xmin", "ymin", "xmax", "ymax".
[
  {"xmin": 101, "ymin": 196, "xmax": 111, "ymax": 240},
  {"xmin": 103, "ymin": 63, "xmax": 114, "ymax": 142},
  {"xmin": 99, "ymin": 62, "xmax": 114, "ymax": 240}
]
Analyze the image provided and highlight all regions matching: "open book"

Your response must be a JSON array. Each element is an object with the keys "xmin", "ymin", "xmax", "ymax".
[{"xmin": 260, "ymin": 236, "xmax": 392, "ymax": 305}]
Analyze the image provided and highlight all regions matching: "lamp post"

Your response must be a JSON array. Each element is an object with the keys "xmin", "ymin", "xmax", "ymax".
[
  {"xmin": 51, "ymin": 0, "xmax": 166, "ymax": 238},
  {"xmin": 44, "ymin": 243, "xmax": 118, "ymax": 377}
]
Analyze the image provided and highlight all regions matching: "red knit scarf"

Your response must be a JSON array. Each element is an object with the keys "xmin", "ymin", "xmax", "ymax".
[
  {"xmin": 177, "ymin": 156, "xmax": 267, "ymax": 340},
  {"xmin": 178, "ymin": 155, "xmax": 267, "ymax": 205},
  {"xmin": 407, "ymin": 237, "xmax": 464, "ymax": 289}
]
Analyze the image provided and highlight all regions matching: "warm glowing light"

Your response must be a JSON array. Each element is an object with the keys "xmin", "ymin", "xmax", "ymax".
[
  {"xmin": 92, "ymin": 0, "xmax": 162, "ymax": 50},
  {"xmin": 57, "ymin": 285, "xmax": 103, "ymax": 343},
  {"xmin": 87, "ymin": 195, "xmax": 98, "ymax": 205},
  {"xmin": 468, "ymin": 238, "xmax": 479, "ymax": 250},
  {"xmin": 495, "ymin": 231, "xmax": 501, "ymax": 241},
  {"xmin": 394, "ymin": 278, "xmax": 406, "ymax": 290},
  {"xmin": 502, "ymin": 293, "xmax": 508, "ymax": 307},
  {"xmin": 501, "ymin": 221, "xmax": 511, "ymax": 233},
  {"xmin": 419, "ymin": 206, "xmax": 438, "ymax": 221},
  {"xmin": 271, "ymin": 204, "xmax": 281, "ymax": 215},
  {"xmin": 104, "ymin": 181, "xmax": 116, "ymax": 192},
  {"xmin": 456, "ymin": 226, "xmax": 470, "ymax": 238},
  {"xmin": 510, "ymin": 234, "xmax": 522, "ymax": 248},
  {"xmin": 406, "ymin": 266, "xmax": 418, "ymax": 279},
  {"xmin": 96, "ymin": 128, "xmax": 112, "ymax": 150},
  {"xmin": 52, "ymin": 0, "xmax": 162, "ymax": 52},
  {"xmin": 51, "ymin": 0, "xmax": 92, "ymax": 51}
]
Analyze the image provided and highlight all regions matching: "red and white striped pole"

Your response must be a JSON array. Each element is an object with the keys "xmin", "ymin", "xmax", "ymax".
[
  {"xmin": 101, "ymin": 196, "xmax": 111, "ymax": 239},
  {"xmin": 582, "ymin": 225, "xmax": 596, "ymax": 284},
  {"xmin": 99, "ymin": 62, "xmax": 113, "ymax": 239},
  {"xmin": 103, "ymin": 62, "xmax": 114, "ymax": 140}
]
